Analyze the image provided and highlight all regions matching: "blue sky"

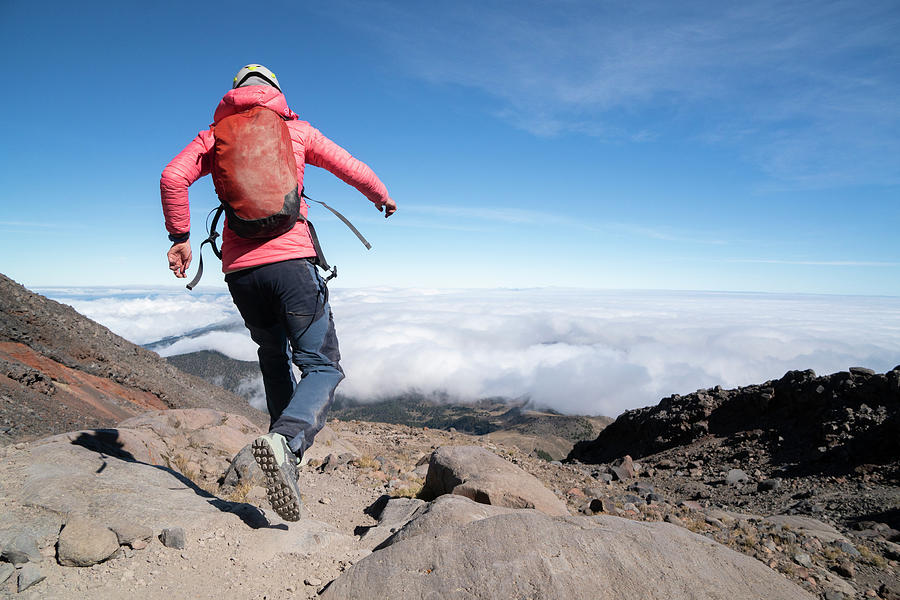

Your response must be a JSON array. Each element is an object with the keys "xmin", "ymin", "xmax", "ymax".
[{"xmin": 2, "ymin": 0, "xmax": 899, "ymax": 294}]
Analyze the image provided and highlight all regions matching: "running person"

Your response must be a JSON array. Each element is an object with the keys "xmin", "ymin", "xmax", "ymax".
[{"xmin": 160, "ymin": 64, "xmax": 396, "ymax": 520}]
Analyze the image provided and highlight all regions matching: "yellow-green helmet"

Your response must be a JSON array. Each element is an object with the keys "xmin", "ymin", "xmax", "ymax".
[{"xmin": 232, "ymin": 64, "xmax": 281, "ymax": 91}]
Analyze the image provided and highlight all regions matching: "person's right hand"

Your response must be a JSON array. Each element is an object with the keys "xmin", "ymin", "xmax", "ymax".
[
  {"xmin": 167, "ymin": 241, "xmax": 192, "ymax": 278},
  {"xmin": 378, "ymin": 197, "xmax": 397, "ymax": 218}
]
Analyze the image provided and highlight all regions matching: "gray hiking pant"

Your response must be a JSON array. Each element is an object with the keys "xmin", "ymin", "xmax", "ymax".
[{"xmin": 226, "ymin": 258, "xmax": 343, "ymax": 456}]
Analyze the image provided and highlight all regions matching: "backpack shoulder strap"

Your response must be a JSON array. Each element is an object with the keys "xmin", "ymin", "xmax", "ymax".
[{"xmin": 185, "ymin": 206, "xmax": 224, "ymax": 290}]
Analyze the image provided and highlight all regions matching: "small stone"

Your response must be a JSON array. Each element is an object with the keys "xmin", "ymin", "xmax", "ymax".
[
  {"xmin": 610, "ymin": 456, "xmax": 634, "ymax": 481},
  {"xmin": 705, "ymin": 516, "xmax": 725, "ymax": 529},
  {"xmin": 109, "ymin": 522, "xmax": 154, "ymax": 547},
  {"xmin": 0, "ymin": 562, "xmax": 14, "ymax": 584},
  {"xmin": 758, "ymin": 479, "xmax": 781, "ymax": 492},
  {"xmin": 823, "ymin": 591, "xmax": 844, "ymax": 600},
  {"xmin": 57, "ymin": 516, "xmax": 120, "ymax": 567},
  {"xmin": 305, "ymin": 577, "xmax": 323, "ymax": 587},
  {"xmin": 881, "ymin": 540, "xmax": 900, "ymax": 561},
  {"xmin": 664, "ymin": 514, "xmax": 684, "ymax": 527},
  {"xmin": 0, "ymin": 532, "xmax": 42, "ymax": 565},
  {"xmin": 159, "ymin": 527, "xmax": 186, "ymax": 549},
  {"xmin": 849, "ymin": 367, "xmax": 875, "ymax": 376},
  {"xmin": 832, "ymin": 560, "xmax": 854, "ymax": 579},
  {"xmin": 835, "ymin": 541, "xmax": 860, "ymax": 557},
  {"xmin": 793, "ymin": 553, "xmax": 812, "ymax": 568},
  {"xmin": 627, "ymin": 482, "xmax": 654, "ymax": 495},
  {"xmin": 17, "ymin": 564, "xmax": 46, "ymax": 593},
  {"xmin": 726, "ymin": 469, "xmax": 749, "ymax": 485},
  {"xmin": 588, "ymin": 498, "xmax": 613, "ymax": 514},
  {"xmin": 131, "ymin": 539, "xmax": 148, "ymax": 551},
  {"xmin": 319, "ymin": 497, "xmax": 332, "ymax": 505}
]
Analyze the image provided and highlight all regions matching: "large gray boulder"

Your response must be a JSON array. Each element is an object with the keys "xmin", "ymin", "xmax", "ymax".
[
  {"xmin": 323, "ymin": 512, "xmax": 815, "ymax": 600},
  {"xmin": 379, "ymin": 494, "xmax": 535, "ymax": 548},
  {"xmin": 423, "ymin": 446, "xmax": 568, "ymax": 516}
]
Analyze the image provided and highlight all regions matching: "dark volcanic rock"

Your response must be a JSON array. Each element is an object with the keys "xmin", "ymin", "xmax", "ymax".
[
  {"xmin": 159, "ymin": 527, "xmax": 186, "ymax": 549},
  {"xmin": 569, "ymin": 367, "xmax": 900, "ymax": 478}
]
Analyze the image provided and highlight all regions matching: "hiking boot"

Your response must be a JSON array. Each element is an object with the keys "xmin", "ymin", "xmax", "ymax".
[{"xmin": 251, "ymin": 432, "xmax": 302, "ymax": 521}]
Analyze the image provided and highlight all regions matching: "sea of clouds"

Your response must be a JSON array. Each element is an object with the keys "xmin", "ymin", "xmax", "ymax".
[{"xmin": 41, "ymin": 287, "xmax": 900, "ymax": 418}]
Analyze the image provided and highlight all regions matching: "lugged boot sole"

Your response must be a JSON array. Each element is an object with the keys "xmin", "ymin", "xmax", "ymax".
[{"xmin": 252, "ymin": 437, "xmax": 302, "ymax": 521}]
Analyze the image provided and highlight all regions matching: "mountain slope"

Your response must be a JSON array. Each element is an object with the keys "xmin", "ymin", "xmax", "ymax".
[{"xmin": 0, "ymin": 274, "xmax": 263, "ymax": 441}]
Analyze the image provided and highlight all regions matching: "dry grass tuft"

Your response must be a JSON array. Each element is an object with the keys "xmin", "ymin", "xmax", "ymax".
[
  {"xmin": 858, "ymin": 544, "xmax": 887, "ymax": 568},
  {"xmin": 221, "ymin": 481, "xmax": 253, "ymax": 503},
  {"xmin": 354, "ymin": 454, "xmax": 380, "ymax": 469},
  {"xmin": 392, "ymin": 484, "xmax": 424, "ymax": 499}
]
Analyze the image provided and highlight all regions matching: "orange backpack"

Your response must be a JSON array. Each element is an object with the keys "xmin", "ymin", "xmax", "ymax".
[{"xmin": 211, "ymin": 105, "xmax": 300, "ymax": 239}]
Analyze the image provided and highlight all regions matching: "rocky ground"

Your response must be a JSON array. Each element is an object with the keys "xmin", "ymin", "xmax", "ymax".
[{"xmin": 0, "ymin": 408, "xmax": 896, "ymax": 599}]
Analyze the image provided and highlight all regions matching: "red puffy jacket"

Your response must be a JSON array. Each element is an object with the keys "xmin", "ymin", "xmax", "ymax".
[{"xmin": 160, "ymin": 86, "xmax": 391, "ymax": 272}]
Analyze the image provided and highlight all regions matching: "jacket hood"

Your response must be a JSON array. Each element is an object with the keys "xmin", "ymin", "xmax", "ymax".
[{"xmin": 212, "ymin": 86, "xmax": 298, "ymax": 124}]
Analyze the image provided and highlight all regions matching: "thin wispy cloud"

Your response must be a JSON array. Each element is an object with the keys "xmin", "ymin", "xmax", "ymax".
[
  {"xmin": 0, "ymin": 221, "xmax": 80, "ymax": 229},
  {"xmin": 47, "ymin": 287, "xmax": 900, "ymax": 418},
  {"xmin": 727, "ymin": 259, "xmax": 900, "ymax": 267},
  {"xmin": 410, "ymin": 204, "xmax": 730, "ymax": 244},
  {"xmin": 328, "ymin": 0, "xmax": 900, "ymax": 186}
]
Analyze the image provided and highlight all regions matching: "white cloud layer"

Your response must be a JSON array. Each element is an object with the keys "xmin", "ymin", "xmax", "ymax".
[
  {"xmin": 50, "ymin": 289, "xmax": 239, "ymax": 345},
  {"xmin": 45, "ymin": 287, "xmax": 900, "ymax": 418}
]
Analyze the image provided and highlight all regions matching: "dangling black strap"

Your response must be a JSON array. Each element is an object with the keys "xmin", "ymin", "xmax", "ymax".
[
  {"xmin": 185, "ymin": 206, "xmax": 223, "ymax": 290},
  {"xmin": 301, "ymin": 191, "xmax": 372, "ymax": 250},
  {"xmin": 305, "ymin": 220, "xmax": 337, "ymax": 282}
]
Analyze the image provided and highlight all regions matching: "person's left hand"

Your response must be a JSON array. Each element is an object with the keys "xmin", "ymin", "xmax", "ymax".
[
  {"xmin": 167, "ymin": 241, "xmax": 192, "ymax": 278},
  {"xmin": 378, "ymin": 197, "xmax": 397, "ymax": 218}
]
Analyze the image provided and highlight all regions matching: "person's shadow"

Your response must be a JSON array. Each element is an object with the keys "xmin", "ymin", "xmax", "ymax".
[{"xmin": 71, "ymin": 429, "xmax": 286, "ymax": 530}]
